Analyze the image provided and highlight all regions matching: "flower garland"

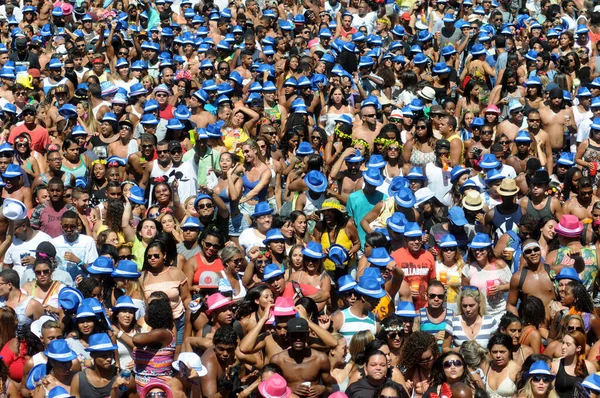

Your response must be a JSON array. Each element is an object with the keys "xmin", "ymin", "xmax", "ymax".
[
  {"xmin": 335, "ymin": 126, "xmax": 352, "ymax": 140},
  {"xmin": 374, "ymin": 137, "xmax": 402, "ymax": 151},
  {"xmin": 352, "ymin": 138, "xmax": 370, "ymax": 150}
]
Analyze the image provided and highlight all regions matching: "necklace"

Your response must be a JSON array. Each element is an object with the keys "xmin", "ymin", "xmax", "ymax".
[{"xmin": 463, "ymin": 316, "xmax": 480, "ymax": 335}]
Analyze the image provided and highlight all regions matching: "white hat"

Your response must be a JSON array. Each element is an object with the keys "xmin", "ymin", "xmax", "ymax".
[
  {"xmin": 414, "ymin": 187, "xmax": 435, "ymax": 207},
  {"xmin": 31, "ymin": 315, "xmax": 56, "ymax": 339},
  {"xmin": 418, "ymin": 86, "xmax": 436, "ymax": 102},
  {"xmin": 173, "ymin": 352, "xmax": 208, "ymax": 376},
  {"xmin": 2, "ymin": 198, "xmax": 27, "ymax": 220}
]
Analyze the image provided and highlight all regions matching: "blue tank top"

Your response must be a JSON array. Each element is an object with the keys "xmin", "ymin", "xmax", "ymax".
[{"xmin": 242, "ymin": 174, "xmax": 268, "ymax": 201}]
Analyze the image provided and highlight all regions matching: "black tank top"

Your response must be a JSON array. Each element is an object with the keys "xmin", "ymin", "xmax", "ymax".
[
  {"xmin": 555, "ymin": 358, "xmax": 588, "ymax": 398},
  {"xmin": 526, "ymin": 197, "xmax": 553, "ymax": 222},
  {"xmin": 77, "ymin": 368, "xmax": 121, "ymax": 398}
]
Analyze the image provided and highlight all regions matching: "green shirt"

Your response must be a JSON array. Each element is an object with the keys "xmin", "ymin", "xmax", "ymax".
[{"xmin": 182, "ymin": 147, "xmax": 221, "ymax": 186}]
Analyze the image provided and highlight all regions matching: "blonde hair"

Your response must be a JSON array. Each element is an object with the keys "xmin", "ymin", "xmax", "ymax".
[
  {"xmin": 78, "ymin": 101, "xmax": 100, "ymax": 133},
  {"xmin": 436, "ymin": 248, "xmax": 466, "ymax": 275},
  {"xmin": 158, "ymin": 212, "xmax": 181, "ymax": 236},
  {"xmin": 456, "ymin": 288, "xmax": 488, "ymax": 316},
  {"xmin": 518, "ymin": 377, "xmax": 559, "ymax": 398},
  {"xmin": 459, "ymin": 340, "xmax": 488, "ymax": 369},
  {"xmin": 242, "ymin": 139, "xmax": 266, "ymax": 164},
  {"xmin": 349, "ymin": 330, "xmax": 375, "ymax": 362}
]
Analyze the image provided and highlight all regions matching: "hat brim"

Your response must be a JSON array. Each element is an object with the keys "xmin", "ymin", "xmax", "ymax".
[
  {"xmin": 497, "ymin": 187, "xmax": 519, "ymax": 196},
  {"xmin": 463, "ymin": 202, "xmax": 484, "ymax": 211},
  {"xmin": 555, "ymin": 225, "xmax": 583, "ymax": 237}
]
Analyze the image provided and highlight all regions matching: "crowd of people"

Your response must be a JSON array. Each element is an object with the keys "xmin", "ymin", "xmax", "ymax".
[{"xmin": 5, "ymin": 0, "xmax": 600, "ymax": 397}]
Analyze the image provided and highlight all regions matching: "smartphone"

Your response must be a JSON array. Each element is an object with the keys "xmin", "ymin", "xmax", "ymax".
[{"xmin": 179, "ymin": 361, "xmax": 191, "ymax": 379}]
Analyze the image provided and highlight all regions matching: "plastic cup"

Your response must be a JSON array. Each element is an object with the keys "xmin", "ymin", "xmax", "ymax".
[
  {"xmin": 504, "ymin": 247, "xmax": 515, "ymax": 261},
  {"xmin": 411, "ymin": 281, "xmax": 420, "ymax": 292},
  {"xmin": 486, "ymin": 280, "xmax": 495, "ymax": 294},
  {"xmin": 439, "ymin": 271, "xmax": 447, "ymax": 284}
]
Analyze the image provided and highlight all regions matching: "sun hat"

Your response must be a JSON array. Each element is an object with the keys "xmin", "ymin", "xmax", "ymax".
[
  {"xmin": 395, "ymin": 301, "xmax": 418, "ymax": 317},
  {"xmin": 366, "ymin": 154, "xmax": 385, "ymax": 168},
  {"xmin": 263, "ymin": 229, "xmax": 286, "ymax": 245},
  {"xmin": 388, "ymin": 176, "xmax": 409, "ymax": 196},
  {"xmin": 485, "ymin": 169, "xmax": 505, "ymax": 185},
  {"xmin": 112, "ymin": 295, "xmax": 138, "ymax": 313},
  {"xmin": 439, "ymin": 234, "xmax": 458, "ymax": 248},
  {"xmin": 251, "ymin": 202, "xmax": 273, "ymax": 218},
  {"xmin": 462, "ymin": 190, "xmax": 484, "ymax": 211},
  {"xmin": 582, "ymin": 373, "xmax": 600, "ymax": 393},
  {"xmin": 363, "ymin": 168, "xmax": 384, "ymax": 186},
  {"xmin": 111, "ymin": 259, "xmax": 140, "ymax": 278},
  {"xmin": 2, "ymin": 198, "xmax": 26, "ymax": 221},
  {"xmin": 417, "ymin": 87, "xmax": 435, "ymax": 102},
  {"xmin": 337, "ymin": 274, "xmax": 357, "ymax": 293},
  {"xmin": 205, "ymin": 293, "xmax": 234, "ymax": 315},
  {"xmin": 304, "ymin": 170, "xmax": 328, "ymax": 193},
  {"xmin": 394, "ymin": 187, "xmax": 416, "ymax": 208},
  {"xmin": 87, "ymin": 256, "xmax": 114, "ymax": 275},
  {"xmin": 173, "ymin": 352, "xmax": 208, "ymax": 376},
  {"xmin": 527, "ymin": 360, "xmax": 554, "ymax": 378},
  {"xmin": 387, "ymin": 212, "xmax": 408, "ymax": 233},
  {"xmin": 363, "ymin": 267, "xmax": 384, "ymax": 284},
  {"xmin": 557, "ymin": 152, "xmax": 575, "ymax": 167},
  {"xmin": 2, "ymin": 163, "xmax": 20, "ymax": 179},
  {"xmin": 555, "ymin": 214, "xmax": 584, "ymax": 238},
  {"xmin": 271, "ymin": 297, "xmax": 296, "ymax": 316},
  {"xmin": 181, "ymin": 217, "xmax": 201, "ymax": 229},
  {"xmin": 414, "ymin": 187, "xmax": 435, "ymax": 207},
  {"xmin": 302, "ymin": 241, "xmax": 327, "ymax": 259},
  {"xmin": 555, "ymin": 267, "xmax": 582, "ymax": 283},
  {"xmin": 368, "ymin": 247, "xmax": 393, "ymax": 266},
  {"xmin": 345, "ymin": 149, "xmax": 364, "ymax": 163},
  {"xmin": 45, "ymin": 339, "xmax": 77, "ymax": 362},
  {"xmin": 497, "ymin": 178, "xmax": 519, "ymax": 196},
  {"xmin": 75, "ymin": 304, "xmax": 96, "ymax": 320},
  {"xmin": 467, "ymin": 233, "xmax": 492, "ymax": 249},
  {"xmin": 355, "ymin": 276, "xmax": 386, "ymax": 298},
  {"xmin": 263, "ymin": 264, "xmax": 285, "ymax": 281},
  {"xmin": 514, "ymin": 131, "xmax": 532, "ymax": 144},
  {"xmin": 406, "ymin": 166, "xmax": 426, "ymax": 180},
  {"xmin": 26, "ymin": 363, "xmax": 46, "ymax": 391},
  {"xmin": 318, "ymin": 198, "xmax": 346, "ymax": 214},
  {"xmin": 58, "ymin": 286, "xmax": 83, "ymax": 311},
  {"xmin": 448, "ymin": 207, "xmax": 468, "ymax": 226}
]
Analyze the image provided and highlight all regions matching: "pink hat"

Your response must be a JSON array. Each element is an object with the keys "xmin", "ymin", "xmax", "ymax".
[
  {"xmin": 61, "ymin": 3, "xmax": 73, "ymax": 15},
  {"xmin": 390, "ymin": 109, "xmax": 403, "ymax": 119},
  {"xmin": 485, "ymin": 104, "xmax": 500, "ymax": 114},
  {"xmin": 141, "ymin": 381, "xmax": 173, "ymax": 398},
  {"xmin": 258, "ymin": 374, "xmax": 291, "ymax": 398},
  {"xmin": 271, "ymin": 297, "xmax": 296, "ymax": 317},
  {"xmin": 329, "ymin": 393, "xmax": 349, "ymax": 398},
  {"xmin": 205, "ymin": 293, "xmax": 233, "ymax": 315},
  {"xmin": 555, "ymin": 214, "xmax": 584, "ymax": 238}
]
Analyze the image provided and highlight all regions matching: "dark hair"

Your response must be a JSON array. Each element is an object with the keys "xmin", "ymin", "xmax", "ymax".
[
  {"xmin": 261, "ymin": 363, "xmax": 283, "ymax": 377},
  {"xmin": 213, "ymin": 325, "xmax": 238, "ymax": 346},
  {"xmin": 295, "ymin": 297, "xmax": 318, "ymax": 322},
  {"xmin": 568, "ymin": 281, "xmax": 595, "ymax": 313},
  {"xmin": 135, "ymin": 218, "xmax": 162, "ymax": 241},
  {"xmin": 199, "ymin": 227, "xmax": 225, "ymax": 246},
  {"xmin": 236, "ymin": 284, "xmax": 271, "ymax": 318},
  {"xmin": 579, "ymin": 176, "xmax": 593, "ymax": 189},
  {"xmin": 146, "ymin": 295, "xmax": 174, "ymax": 330},
  {"xmin": 306, "ymin": 154, "xmax": 323, "ymax": 171},
  {"xmin": 563, "ymin": 167, "xmax": 583, "ymax": 198},
  {"xmin": 487, "ymin": 333, "xmax": 514, "ymax": 359},
  {"xmin": 430, "ymin": 352, "xmax": 471, "ymax": 387},
  {"xmin": 516, "ymin": 354, "xmax": 551, "ymax": 390},
  {"xmin": 518, "ymin": 296, "xmax": 546, "ymax": 328},
  {"xmin": 0, "ymin": 269, "xmax": 19, "ymax": 288},
  {"xmin": 355, "ymin": 340, "xmax": 389, "ymax": 367},
  {"xmin": 499, "ymin": 312, "xmax": 522, "ymax": 331},
  {"xmin": 141, "ymin": 239, "xmax": 171, "ymax": 271},
  {"xmin": 519, "ymin": 214, "xmax": 539, "ymax": 238},
  {"xmin": 365, "ymin": 232, "xmax": 389, "ymax": 250},
  {"xmin": 374, "ymin": 379, "xmax": 406, "ymax": 398},
  {"xmin": 61, "ymin": 210, "xmax": 78, "ymax": 221},
  {"xmin": 78, "ymin": 277, "xmax": 101, "ymax": 298},
  {"xmin": 399, "ymin": 332, "xmax": 438, "ymax": 377}
]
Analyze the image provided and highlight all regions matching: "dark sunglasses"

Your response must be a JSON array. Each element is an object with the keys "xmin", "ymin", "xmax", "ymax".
[
  {"xmin": 567, "ymin": 325, "xmax": 583, "ymax": 332},
  {"xmin": 428, "ymin": 293, "xmax": 445, "ymax": 300},
  {"xmin": 387, "ymin": 331, "xmax": 402, "ymax": 339},
  {"xmin": 119, "ymin": 255, "xmax": 134, "ymax": 260},
  {"xmin": 443, "ymin": 360, "xmax": 463, "ymax": 368},
  {"xmin": 203, "ymin": 241, "xmax": 221, "ymax": 249},
  {"xmin": 523, "ymin": 247, "xmax": 541, "ymax": 255},
  {"xmin": 230, "ymin": 258, "xmax": 244, "ymax": 265},
  {"xmin": 35, "ymin": 269, "xmax": 51, "ymax": 275},
  {"xmin": 461, "ymin": 285, "xmax": 480, "ymax": 292},
  {"xmin": 531, "ymin": 376, "xmax": 552, "ymax": 383},
  {"xmin": 196, "ymin": 203, "xmax": 213, "ymax": 210},
  {"xmin": 147, "ymin": 253, "xmax": 161, "ymax": 259},
  {"xmin": 156, "ymin": 150, "xmax": 169, "ymax": 154}
]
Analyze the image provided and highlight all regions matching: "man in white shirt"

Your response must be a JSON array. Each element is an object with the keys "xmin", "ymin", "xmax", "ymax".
[
  {"xmin": 425, "ymin": 140, "xmax": 453, "ymax": 206},
  {"xmin": 49, "ymin": 210, "xmax": 98, "ymax": 282},
  {"xmin": 351, "ymin": 1, "xmax": 379, "ymax": 35},
  {"xmin": 4, "ymin": 217, "xmax": 51, "ymax": 283}
]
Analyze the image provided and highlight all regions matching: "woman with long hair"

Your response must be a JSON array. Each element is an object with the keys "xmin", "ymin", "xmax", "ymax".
[
  {"xmin": 423, "ymin": 352, "xmax": 475, "ymax": 397},
  {"xmin": 575, "ymin": 120, "xmax": 600, "ymax": 188},
  {"xmin": 550, "ymin": 281, "xmax": 600, "ymax": 340},
  {"xmin": 122, "ymin": 198, "xmax": 162, "ymax": 269},
  {"xmin": 211, "ymin": 152, "xmax": 244, "ymax": 245},
  {"xmin": 481, "ymin": 333, "xmax": 519, "ymax": 398},
  {"xmin": 519, "ymin": 296, "xmax": 547, "ymax": 355},
  {"xmin": 0, "ymin": 307, "xmax": 16, "ymax": 350},
  {"xmin": 324, "ymin": 118, "xmax": 354, "ymax": 168},
  {"xmin": 546, "ymin": 314, "xmax": 586, "ymax": 358},
  {"xmin": 499, "ymin": 312, "xmax": 534, "ymax": 367},
  {"xmin": 221, "ymin": 106, "xmax": 260, "ymax": 157},
  {"xmin": 455, "ymin": 80, "xmax": 482, "ymax": 120},
  {"xmin": 94, "ymin": 198, "xmax": 125, "ymax": 243},
  {"xmin": 562, "ymin": 167, "xmax": 582, "ymax": 200},
  {"xmin": 110, "ymin": 260, "xmax": 144, "ymax": 317},
  {"xmin": 157, "ymin": 211, "xmax": 183, "ymax": 244},
  {"xmin": 21, "ymin": 258, "xmax": 64, "ymax": 319},
  {"xmin": 435, "ymin": 234, "xmax": 466, "ymax": 313},
  {"xmin": 150, "ymin": 179, "xmax": 184, "ymax": 220},
  {"xmin": 218, "ymin": 246, "xmax": 247, "ymax": 301},
  {"xmin": 234, "ymin": 139, "xmax": 272, "ymax": 225},
  {"xmin": 76, "ymin": 101, "xmax": 100, "ymax": 136},
  {"xmin": 489, "ymin": 69, "xmax": 524, "ymax": 121},
  {"xmin": 402, "ymin": 117, "xmax": 436, "ymax": 171},
  {"xmin": 285, "ymin": 244, "xmax": 304, "ymax": 279},
  {"xmin": 0, "ymin": 358, "xmax": 18, "ymax": 397},
  {"xmin": 64, "ymin": 304, "xmax": 103, "ymax": 365},
  {"xmin": 538, "ymin": 216, "xmax": 559, "ymax": 260},
  {"xmin": 60, "ymin": 136, "xmax": 90, "ymax": 180},
  {"xmin": 237, "ymin": 284, "xmax": 274, "ymax": 335},
  {"xmin": 551, "ymin": 331, "xmax": 596, "ymax": 398},
  {"xmin": 109, "ymin": 296, "xmax": 141, "ymax": 371},
  {"xmin": 399, "ymin": 332, "xmax": 439, "ymax": 398},
  {"xmin": 183, "ymin": 228, "xmax": 224, "ymax": 297},
  {"xmin": 13, "ymin": 133, "xmax": 42, "ymax": 181},
  {"xmin": 140, "ymin": 239, "xmax": 190, "ymax": 348}
]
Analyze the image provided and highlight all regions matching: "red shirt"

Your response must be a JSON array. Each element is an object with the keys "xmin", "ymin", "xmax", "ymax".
[
  {"xmin": 391, "ymin": 247, "xmax": 436, "ymax": 310},
  {"xmin": 159, "ymin": 104, "xmax": 174, "ymax": 120},
  {"xmin": 282, "ymin": 281, "xmax": 318, "ymax": 300},
  {"xmin": 9, "ymin": 124, "xmax": 50, "ymax": 153}
]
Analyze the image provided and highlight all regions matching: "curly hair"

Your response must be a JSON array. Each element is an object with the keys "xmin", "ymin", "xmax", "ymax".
[
  {"xmin": 18, "ymin": 323, "xmax": 44, "ymax": 357},
  {"xmin": 146, "ymin": 295, "xmax": 174, "ymax": 330},
  {"xmin": 518, "ymin": 296, "xmax": 546, "ymax": 328},
  {"xmin": 214, "ymin": 325, "xmax": 238, "ymax": 346},
  {"xmin": 499, "ymin": 312, "xmax": 522, "ymax": 332},
  {"xmin": 568, "ymin": 281, "xmax": 595, "ymax": 314},
  {"xmin": 105, "ymin": 199, "xmax": 124, "ymax": 233},
  {"xmin": 236, "ymin": 284, "xmax": 271, "ymax": 319},
  {"xmin": 399, "ymin": 332, "xmax": 439, "ymax": 378}
]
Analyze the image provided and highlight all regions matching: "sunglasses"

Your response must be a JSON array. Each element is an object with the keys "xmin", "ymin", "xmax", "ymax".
[
  {"xmin": 363, "ymin": 114, "xmax": 376, "ymax": 117},
  {"xmin": 532, "ymin": 376, "xmax": 552, "ymax": 383},
  {"xmin": 230, "ymin": 258, "xmax": 244, "ymax": 265},
  {"xmin": 567, "ymin": 325, "xmax": 583, "ymax": 332},
  {"xmin": 481, "ymin": 130, "xmax": 493, "ymax": 135},
  {"xmin": 388, "ymin": 146, "xmax": 400, "ymax": 152},
  {"xmin": 156, "ymin": 150, "xmax": 169, "ymax": 154},
  {"xmin": 524, "ymin": 247, "xmax": 541, "ymax": 255},
  {"xmin": 147, "ymin": 253, "xmax": 161, "ymax": 259},
  {"xmin": 147, "ymin": 393, "xmax": 167, "ymax": 398},
  {"xmin": 203, "ymin": 241, "xmax": 221, "ymax": 249},
  {"xmin": 416, "ymin": 125, "xmax": 427, "ymax": 130},
  {"xmin": 461, "ymin": 285, "xmax": 480, "ymax": 292},
  {"xmin": 119, "ymin": 255, "xmax": 134, "ymax": 260},
  {"xmin": 311, "ymin": 135, "xmax": 321, "ymax": 140},
  {"xmin": 389, "ymin": 118, "xmax": 402, "ymax": 123},
  {"xmin": 387, "ymin": 331, "xmax": 402, "ymax": 339},
  {"xmin": 443, "ymin": 360, "xmax": 463, "ymax": 368},
  {"xmin": 256, "ymin": 260, "xmax": 269, "ymax": 266},
  {"xmin": 197, "ymin": 203, "xmax": 213, "ymax": 210},
  {"xmin": 498, "ymin": 140, "xmax": 512, "ymax": 145},
  {"xmin": 35, "ymin": 269, "xmax": 51, "ymax": 276},
  {"xmin": 148, "ymin": 212, "xmax": 160, "ymax": 219},
  {"xmin": 155, "ymin": 93, "xmax": 168, "ymax": 98},
  {"xmin": 428, "ymin": 293, "xmax": 445, "ymax": 299},
  {"xmin": 441, "ymin": 247, "xmax": 457, "ymax": 252},
  {"xmin": 170, "ymin": 149, "xmax": 182, "ymax": 154}
]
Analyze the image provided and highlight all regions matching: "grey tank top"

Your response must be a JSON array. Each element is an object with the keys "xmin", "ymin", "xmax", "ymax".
[{"xmin": 77, "ymin": 369, "xmax": 121, "ymax": 398}]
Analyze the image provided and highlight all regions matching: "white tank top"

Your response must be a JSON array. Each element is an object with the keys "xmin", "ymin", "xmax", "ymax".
[
  {"xmin": 303, "ymin": 193, "xmax": 326, "ymax": 216},
  {"xmin": 92, "ymin": 100, "xmax": 112, "ymax": 119}
]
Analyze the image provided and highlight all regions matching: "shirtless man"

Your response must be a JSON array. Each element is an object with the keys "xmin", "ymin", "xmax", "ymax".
[
  {"xmin": 330, "ymin": 148, "xmax": 365, "ymax": 204},
  {"xmin": 526, "ymin": 109, "xmax": 553, "ymax": 174},
  {"xmin": 539, "ymin": 86, "xmax": 576, "ymax": 156},
  {"xmin": 562, "ymin": 176, "xmax": 599, "ymax": 222},
  {"xmin": 108, "ymin": 120, "xmax": 136, "ymax": 159},
  {"xmin": 505, "ymin": 132, "xmax": 536, "ymax": 175},
  {"xmin": 189, "ymin": 90, "xmax": 217, "ymax": 129},
  {"xmin": 234, "ymin": 50, "xmax": 253, "ymax": 81},
  {"xmin": 128, "ymin": 133, "xmax": 156, "ymax": 183},
  {"xmin": 270, "ymin": 318, "xmax": 333, "ymax": 398},
  {"xmin": 496, "ymin": 100, "xmax": 525, "ymax": 142},
  {"xmin": 506, "ymin": 239, "xmax": 556, "ymax": 329},
  {"xmin": 353, "ymin": 105, "xmax": 382, "ymax": 146},
  {"xmin": 201, "ymin": 325, "xmax": 239, "ymax": 398},
  {"xmin": 2, "ymin": 163, "xmax": 32, "ymax": 208}
]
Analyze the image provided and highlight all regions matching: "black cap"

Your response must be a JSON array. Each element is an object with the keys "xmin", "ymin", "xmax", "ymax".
[
  {"xmin": 549, "ymin": 87, "xmax": 563, "ymax": 99},
  {"xmin": 531, "ymin": 169, "xmax": 550, "ymax": 185},
  {"xmin": 36, "ymin": 242, "xmax": 57, "ymax": 258},
  {"xmin": 168, "ymin": 141, "xmax": 182, "ymax": 152},
  {"xmin": 436, "ymin": 139, "xmax": 450, "ymax": 150},
  {"xmin": 287, "ymin": 317, "xmax": 309, "ymax": 333},
  {"xmin": 15, "ymin": 37, "xmax": 27, "ymax": 47}
]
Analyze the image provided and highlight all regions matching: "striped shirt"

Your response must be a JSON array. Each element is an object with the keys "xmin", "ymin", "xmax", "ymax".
[
  {"xmin": 339, "ymin": 307, "xmax": 377, "ymax": 345},
  {"xmin": 445, "ymin": 315, "xmax": 498, "ymax": 349},
  {"xmin": 419, "ymin": 308, "xmax": 455, "ymax": 351}
]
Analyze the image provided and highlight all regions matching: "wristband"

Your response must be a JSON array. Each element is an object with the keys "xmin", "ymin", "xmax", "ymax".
[{"xmin": 117, "ymin": 330, "xmax": 124, "ymax": 339}]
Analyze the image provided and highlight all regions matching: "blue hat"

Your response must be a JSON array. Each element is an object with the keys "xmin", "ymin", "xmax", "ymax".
[
  {"xmin": 338, "ymin": 274, "xmax": 356, "ymax": 293},
  {"xmin": 388, "ymin": 176, "xmax": 408, "ymax": 196},
  {"xmin": 467, "ymin": 233, "xmax": 492, "ymax": 249},
  {"xmin": 166, "ymin": 119, "xmax": 185, "ymax": 130},
  {"xmin": 262, "ymin": 81, "xmax": 277, "ymax": 92},
  {"xmin": 578, "ymin": 87, "xmax": 592, "ymax": 97},
  {"xmin": 181, "ymin": 217, "xmax": 201, "ymax": 229},
  {"xmin": 45, "ymin": 339, "xmax": 77, "ymax": 362},
  {"xmin": 557, "ymin": 152, "xmax": 575, "ymax": 167},
  {"xmin": 555, "ymin": 267, "xmax": 582, "ymax": 283},
  {"xmin": 71, "ymin": 125, "xmax": 86, "ymax": 136},
  {"xmin": 391, "ymin": 25, "xmax": 406, "ymax": 36},
  {"xmin": 2, "ymin": 163, "xmax": 20, "ymax": 179},
  {"xmin": 387, "ymin": 212, "xmax": 408, "ymax": 233},
  {"xmin": 406, "ymin": 166, "xmax": 426, "ymax": 180},
  {"xmin": 48, "ymin": 58, "xmax": 63, "ymax": 69},
  {"xmin": 527, "ymin": 360, "xmax": 554, "ymax": 378},
  {"xmin": 403, "ymin": 222, "xmax": 424, "ymax": 237},
  {"xmin": 352, "ymin": 32, "xmax": 366, "ymax": 42},
  {"xmin": 394, "ymin": 187, "xmax": 416, "ymax": 208},
  {"xmin": 263, "ymin": 229, "xmax": 285, "ymax": 245},
  {"xmin": 526, "ymin": 76, "xmax": 542, "ymax": 86},
  {"xmin": 0, "ymin": 67, "xmax": 14, "ymax": 79},
  {"xmin": 345, "ymin": 149, "xmax": 364, "ymax": 163},
  {"xmin": 450, "ymin": 165, "xmax": 470, "ymax": 183},
  {"xmin": 485, "ymin": 169, "xmax": 505, "ymax": 184},
  {"xmin": 343, "ymin": 42, "xmax": 359, "ymax": 53},
  {"xmin": 368, "ymin": 247, "xmax": 393, "ymax": 267},
  {"xmin": 48, "ymin": 386, "xmax": 74, "ymax": 398},
  {"xmin": 112, "ymin": 259, "xmax": 141, "ymax": 278},
  {"xmin": 417, "ymin": 30, "xmax": 433, "ymax": 42},
  {"xmin": 283, "ymin": 77, "xmax": 297, "ymax": 87},
  {"xmin": 252, "ymin": 201, "xmax": 273, "ymax": 218},
  {"xmin": 432, "ymin": 62, "xmax": 451, "ymax": 74},
  {"xmin": 202, "ymin": 79, "xmax": 218, "ymax": 91},
  {"xmin": 85, "ymin": 333, "xmax": 118, "ymax": 352},
  {"xmin": 329, "ymin": 244, "xmax": 349, "ymax": 266},
  {"xmin": 409, "ymin": 98, "xmax": 425, "ymax": 111},
  {"xmin": 115, "ymin": 58, "xmax": 129, "ymax": 69},
  {"xmin": 576, "ymin": 24, "xmax": 589, "ymax": 35},
  {"xmin": 335, "ymin": 114, "xmax": 353, "ymax": 126},
  {"xmin": 363, "ymin": 268, "xmax": 383, "ymax": 284},
  {"xmin": 480, "ymin": 154, "xmax": 501, "ymax": 169},
  {"xmin": 439, "ymin": 234, "xmax": 458, "ymax": 248},
  {"xmin": 355, "ymin": 277, "xmax": 386, "ymax": 298},
  {"xmin": 582, "ymin": 373, "xmax": 600, "ymax": 393},
  {"xmin": 448, "ymin": 206, "xmax": 468, "ymax": 226},
  {"xmin": 296, "ymin": 142, "xmax": 314, "ymax": 156},
  {"xmin": 304, "ymin": 170, "xmax": 328, "ymax": 193},
  {"xmin": 75, "ymin": 304, "xmax": 96, "ymax": 319},
  {"xmin": 363, "ymin": 168, "xmax": 384, "ymax": 186},
  {"xmin": 461, "ymin": 179, "xmax": 481, "ymax": 194},
  {"xmin": 193, "ymin": 194, "xmax": 212, "ymax": 209},
  {"xmin": 592, "ymin": 97, "xmax": 600, "ymax": 108},
  {"xmin": 140, "ymin": 114, "xmax": 159, "ymax": 125},
  {"xmin": 173, "ymin": 105, "xmax": 191, "ymax": 120},
  {"xmin": 106, "ymin": 156, "xmax": 127, "ymax": 167},
  {"xmin": 367, "ymin": 154, "xmax": 386, "ymax": 168},
  {"xmin": 131, "ymin": 61, "xmax": 148, "ymax": 71},
  {"xmin": 413, "ymin": 53, "xmax": 428, "ymax": 65},
  {"xmin": 442, "ymin": 13, "xmax": 455, "ymax": 23},
  {"xmin": 26, "ymin": 363, "xmax": 46, "ymax": 391},
  {"xmin": 524, "ymin": 50, "xmax": 538, "ymax": 62},
  {"xmin": 58, "ymin": 287, "xmax": 83, "ymax": 311},
  {"xmin": 101, "ymin": 112, "xmax": 117, "ymax": 123},
  {"xmin": 58, "ymin": 104, "xmax": 77, "ymax": 119},
  {"xmin": 473, "ymin": 5, "xmax": 485, "ymax": 14},
  {"xmin": 113, "ymin": 295, "xmax": 138, "ymax": 312},
  {"xmin": 441, "ymin": 45, "xmax": 457, "ymax": 57},
  {"xmin": 395, "ymin": 301, "xmax": 418, "ymax": 317},
  {"xmin": 302, "ymin": 241, "xmax": 327, "ymax": 259},
  {"xmin": 471, "ymin": 43, "xmax": 486, "ymax": 56},
  {"xmin": 515, "ymin": 131, "xmax": 533, "ymax": 143},
  {"xmin": 263, "ymin": 263, "xmax": 285, "ymax": 281}
]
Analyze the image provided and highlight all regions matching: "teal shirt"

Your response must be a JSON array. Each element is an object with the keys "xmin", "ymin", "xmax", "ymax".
[{"xmin": 346, "ymin": 190, "xmax": 387, "ymax": 248}]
